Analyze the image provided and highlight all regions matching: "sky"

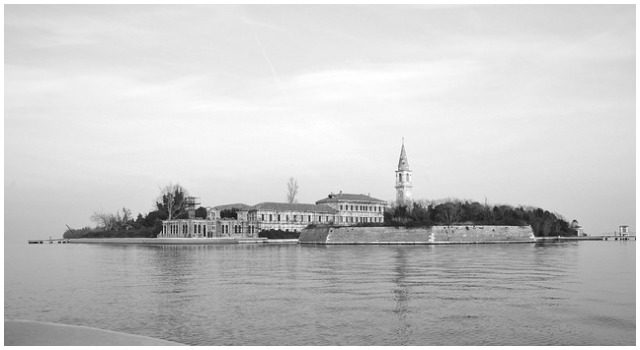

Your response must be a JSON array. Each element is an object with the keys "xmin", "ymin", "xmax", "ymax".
[{"xmin": 4, "ymin": 5, "xmax": 636, "ymax": 242}]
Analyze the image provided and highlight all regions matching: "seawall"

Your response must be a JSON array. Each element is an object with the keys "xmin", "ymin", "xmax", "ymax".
[
  {"xmin": 299, "ymin": 225, "xmax": 535, "ymax": 245},
  {"xmin": 68, "ymin": 237, "xmax": 266, "ymax": 245}
]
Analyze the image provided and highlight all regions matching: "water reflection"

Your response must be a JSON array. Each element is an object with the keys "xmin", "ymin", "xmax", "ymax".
[
  {"xmin": 391, "ymin": 247, "xmax": 411, "ymax": 345},
  {"xmin": 4, "ymin": 242, "xmax": 635, "ymax": 346}
]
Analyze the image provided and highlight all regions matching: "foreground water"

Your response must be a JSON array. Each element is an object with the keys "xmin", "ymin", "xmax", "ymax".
[{"xmin": 4, "ymin": 241, "xmax": 635, "ymax": 345}]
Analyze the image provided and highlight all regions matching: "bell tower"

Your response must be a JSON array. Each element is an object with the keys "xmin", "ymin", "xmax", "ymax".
[{"xmin": 395, "ymin": 138, "xmax": 413, "ymax": 205}]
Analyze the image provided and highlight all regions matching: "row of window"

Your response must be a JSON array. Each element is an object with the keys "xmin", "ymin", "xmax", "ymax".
[
  {"xmin": 398, "ymin": 173, "xmax": 411, "ymax": 182},
  {"xmin": 163, "ymin": 223, "xmax": 257, "ymax": 236},
  {"xmin": 339, "ymin": 216, "xmax": 383, "ymax": 223},
  {"xmin": 259, "ymin": 213, "xmax": 333, "ymax": 223},
  {"xmin": 339, "ymin": 204, "xmax": 383, "ymax": 213}
]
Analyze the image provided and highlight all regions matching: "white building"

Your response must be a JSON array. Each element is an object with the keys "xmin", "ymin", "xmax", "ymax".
[
  {"xmin": 248, "ymin": 202, "xmax": 338, "ymax": 232},
  {"xmin": 316, "ymin": 192, "xmax": 386, "ymax": 225}
]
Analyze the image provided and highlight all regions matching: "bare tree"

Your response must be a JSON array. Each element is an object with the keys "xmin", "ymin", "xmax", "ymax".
[
  {"xmin": 157, "ymin": 183, "xmax": 188, "ymax": 220},
  {"xmin": 286, "ymin": 177, "xmax": 299, "ymax": 204},
  {"xmin": 121, "ymin": 207, "xmax": 132, "ymax": 223},
  {"xmin": 90, "ymin": 211, "xmax": 116, "ymax": 230}
]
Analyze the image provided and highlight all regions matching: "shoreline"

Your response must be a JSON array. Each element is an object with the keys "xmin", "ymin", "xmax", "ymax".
[
  {"xmin": 4, "ymin": 319, "xmax": 183, "ymax": 346},
  {"xmin": 66, "ymin": 237, "xmax": 298, "ymax": 245},
  {"xmin": 28, "ymin": 235, "xmax": 634, "ymax": 246}
]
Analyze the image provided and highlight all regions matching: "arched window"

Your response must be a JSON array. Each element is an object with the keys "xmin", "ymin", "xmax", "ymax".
[{"xmin": 399, "ymin": 173, "xmax": 403, "ymax": 182}]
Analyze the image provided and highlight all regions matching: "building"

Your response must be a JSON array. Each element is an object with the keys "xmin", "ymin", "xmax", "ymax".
[
  {"xmin": 395, "ymin": 139, "xmax": 413, "ymax": 205},
  {"xmin": 570, "ymin": 220, "xmax": 585, "ymax": 236},
  {"xmin": 248, "ymin": 202, "xmax": 338, "ymax": 232},
  {"xmin": 618, "ymin": 225, "xmax": 631, "ymax": 236},
  {"xmin": 316, "ymin": 192, "xmax": 386, "ymax": 225},
  {"xmin": 157, "ymin": 141, "xmax": 395, "ymax": 238},
  {"xmin": 158, "ymin": 218, "xmax": 213, "ymax": 238}
]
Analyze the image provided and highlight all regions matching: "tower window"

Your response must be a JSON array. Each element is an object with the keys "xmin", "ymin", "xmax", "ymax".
[{"xmin": 399, "ymin": 173, "xmax": 403, "ymax": 182}]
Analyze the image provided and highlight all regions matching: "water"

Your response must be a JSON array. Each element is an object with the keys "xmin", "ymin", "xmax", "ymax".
[{"xmin": 4, "ymin": 241, "xmax": 635, "ymax": 345}]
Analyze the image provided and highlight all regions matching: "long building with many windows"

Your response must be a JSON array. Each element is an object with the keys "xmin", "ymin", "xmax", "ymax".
[
  {"xmin": 157, "ymin": 141, "xmax": 418, "ymax": 238},
  {"xmin": 316, "ymin": 192, "xmax": 386, "ymax": 225}
]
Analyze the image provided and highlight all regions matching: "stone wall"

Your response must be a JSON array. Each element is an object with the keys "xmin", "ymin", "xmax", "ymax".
[{"xmin": 299, "ymin": 225, "xmax": 535, "ymax": 244}]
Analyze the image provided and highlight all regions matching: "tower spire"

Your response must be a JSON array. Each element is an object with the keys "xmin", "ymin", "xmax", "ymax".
[
  {"xmin": 398, "ymin": 139, "xmax": 410, "ymax": 171},
  {"xmin": 395, "ymin": 139, "xmax": 413, "ymax": 205}
]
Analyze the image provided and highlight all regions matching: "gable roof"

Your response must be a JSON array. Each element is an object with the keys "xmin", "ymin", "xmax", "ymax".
[
  {"xmin": 250, "ymin": 202, "xmax": 338, "ymax": 213},
  {"xmin": 212, "ymin": 203, "xmax": 252, "ymax": 211},
  {"xmin": 316, "ymin": 192, "xmax": 386, "ymax": 204}
]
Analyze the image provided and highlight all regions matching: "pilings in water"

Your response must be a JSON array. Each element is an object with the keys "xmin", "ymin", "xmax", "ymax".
[{"xmin": 27, "ymin": 239, "xmax": 70, "ymax": 244}]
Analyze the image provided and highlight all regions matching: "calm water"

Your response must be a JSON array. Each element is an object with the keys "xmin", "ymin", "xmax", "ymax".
[{"xmin": 4, "ymin": 240, "xmax": 635, "ymax": 345}]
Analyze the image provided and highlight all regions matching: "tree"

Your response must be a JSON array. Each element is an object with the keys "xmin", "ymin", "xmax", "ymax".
[
  {"xmin": 195, "ymin": 206, "xmax": 208, "ymax": 219},
  {"xmin": 219, "ymin": 208, "xmax": 238, "ymax": 219},
  {"xmin": 90, "ymin": 211, "xmax": 116, "ymax": 231},
  {"xmin": 121, "ymin": 207, "xmax": 132, "ymax": 223},
  {"xmin": 286, "ymin": 177, "xmax": 299, "ymax": 204},
  {"xmin": 156, "ymin": 184, "xmax": 188, "ymax": 220}
]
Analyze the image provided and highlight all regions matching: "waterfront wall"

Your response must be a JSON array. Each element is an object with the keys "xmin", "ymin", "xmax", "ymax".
[
  {"xmin": 69, "ymin": 237, "xmax": 266, "ymax": 245},
  {"xmin": 299, "ymin": 225, "xmax": 535, "ymax": 244}
]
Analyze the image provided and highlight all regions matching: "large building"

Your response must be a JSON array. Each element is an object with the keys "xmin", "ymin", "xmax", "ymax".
[
  {"xmin": 157, "ymin": 141, "xmax": 415, "ymax": 238},
  {"xmin": 316, "ymin": 192, "xmax": 386, "ymax": 225},
  {"xmin": 248, "ymin": 202, "xmax": 338, "ymax": 232},
  {"xmin": 395, "ymin": 140, "xmax": 413, "ymax": 205}
]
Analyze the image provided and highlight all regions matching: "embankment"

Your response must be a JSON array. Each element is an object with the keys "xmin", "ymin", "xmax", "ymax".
[
  {"xmin": 299, "ymin": 225, "xmax": 535, "ymax": 244},
  {"xmin": 68, "ymin": 237, "xmax": 266, "ymax": 245}
]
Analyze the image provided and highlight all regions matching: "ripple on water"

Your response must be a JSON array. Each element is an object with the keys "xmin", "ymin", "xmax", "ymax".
[{"xmin": 4, "ymin": 242, "xmax": 636, "ymax": 346}]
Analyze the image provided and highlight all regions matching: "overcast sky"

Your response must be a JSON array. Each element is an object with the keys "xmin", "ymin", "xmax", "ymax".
[{"xmin": 5, "ymin": 5, "xmax": 635, "ymax": 242}]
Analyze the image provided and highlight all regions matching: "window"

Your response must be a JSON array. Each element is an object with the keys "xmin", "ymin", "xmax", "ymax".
[
  {"xmin": 319, "ymin": 216, "xmax": 322, "ymax": 222},
  {"xmin": 308, "ymin": 215, "xmax": 311, "ymax": 222},
  {"xmin": 269, "ymin": 214, "xmax": 272, "ymax": 221},
  {"xmin": 399, "ymin": 173, "xmax": 403, "ymax": 182},
  {"xmin": 286, "ymin": 215, "xmax": 289, "ymax": 221},
  {"xmin": 261, "ymin": 214, "xmax": 265, "ymax": 221},
  {"xmin": 278, "ymin": 214, "xmax": 281, "ymax": 221},
  {"xmin": 340, "ymin": 205, "xmax": 343, "ymax": 210}
]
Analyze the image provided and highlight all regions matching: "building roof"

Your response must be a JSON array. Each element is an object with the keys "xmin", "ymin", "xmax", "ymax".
[
  {"xmin": 250, "ymin": 202, "xmax": 338, "ymax": 213},
  {"xmin": 316, "ymin": 192, "xmax": 386, "ymax": 204},
  {"xmin": 398, "ymin": 141, "xmax": 410, "ymax": 171},
  {"xmin": 212, "ymin": 203, "xmax": 252, "ymax": 211}
]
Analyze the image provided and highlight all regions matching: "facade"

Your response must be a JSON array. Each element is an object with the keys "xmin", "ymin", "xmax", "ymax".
[
  {"xmin": 395, "ymin": 140, "xmax": 413, "ymax": 205},
  {"xmin": 618, "ymin": 225, "xmax": 631, "ymax": 236},
  {"xmin": 157, "ymin": 142, "xmax": 400, "ymax": 238},
  {"xmin": 158, "ymin": 218, "xmax": 259, "ymax": 238},
  {"xmin": 316, "ymin": 192, "xmax": 386, "ymax": 225},
  {"xmin": 248, "ymin": 202, "xmax": 338, "ymax": 232},
  {"xmin": 570, "ymin": 220, "xmax": 585, "ymax": 236}
]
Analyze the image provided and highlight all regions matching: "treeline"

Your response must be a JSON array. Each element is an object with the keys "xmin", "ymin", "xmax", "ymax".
[
  {"xmin": 382, "ymin": 200, "xmax": 577, "ymax": 237},
  {"xmin": 64, "ymin": 184, "xmax": 208, "ymax": 239}
]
